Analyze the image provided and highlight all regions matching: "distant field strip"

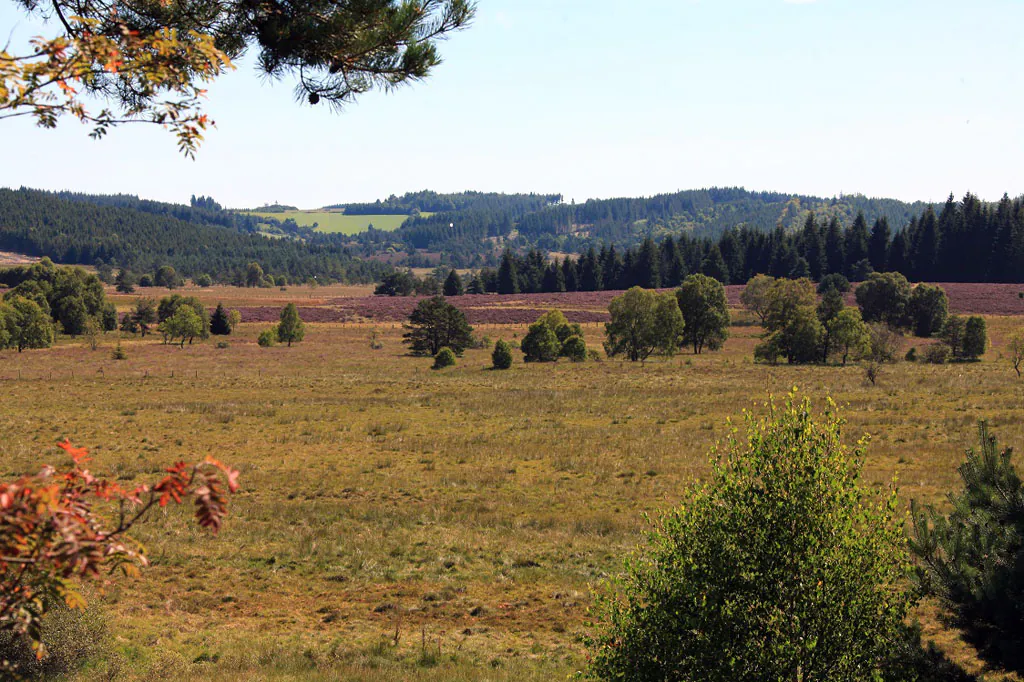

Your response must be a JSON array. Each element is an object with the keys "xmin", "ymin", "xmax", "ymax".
[{"xmin": 246, "ymin": 210, "xmax": 431, "ymax": 234}]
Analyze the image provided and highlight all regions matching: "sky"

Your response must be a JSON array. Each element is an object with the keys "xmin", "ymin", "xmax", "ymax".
[{"xmin": 1, "ymin": 0, "xmax": 1022, "ymax": 208}]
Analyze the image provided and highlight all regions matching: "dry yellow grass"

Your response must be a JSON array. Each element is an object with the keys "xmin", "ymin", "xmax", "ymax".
[{"xmin": 1, "ymin": 307, "xmax": 1022, "ymax": 680}]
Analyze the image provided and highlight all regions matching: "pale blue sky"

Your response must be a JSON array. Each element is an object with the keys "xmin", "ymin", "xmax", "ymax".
[{"xmin": 1, "ymin": 0, "xmax": 1022, "ymax": 208}]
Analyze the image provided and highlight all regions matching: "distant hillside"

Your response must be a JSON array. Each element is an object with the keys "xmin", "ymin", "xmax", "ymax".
[
  {"xmin": 0, "ymin": 188, "xmax": 389, "ymax": 283},
  {"xmin": 344, "ymin": 187, "xmax": 937, "ymax": 268}
]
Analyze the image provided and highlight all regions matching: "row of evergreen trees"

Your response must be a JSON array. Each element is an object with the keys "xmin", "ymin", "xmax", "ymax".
[{"xmin": 471, "ymin": 193, "xmax": 1024, "ymax": 294}]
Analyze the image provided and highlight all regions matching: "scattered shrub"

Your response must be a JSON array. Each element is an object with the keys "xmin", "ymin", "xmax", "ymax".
[
  {"xmin": 923, "ymin": 343, "xmax": 952, "ymax": 365},
  {"xmin": 258, "ymin": 327, "xmax": 278, "ymax": 347},
  {"xmin": 432, "ymin": 347, "xmax": 456, "ymax": 370},
  {"xmin": 963, "ymin": 316, "xmax": 987, "ymax": 360},
  {"xmin": 561, "ymin": 335, "xmax": 587, "ymax": 362},
  {"xmin": 521, "ymin": 322, "xmax": 560, "ymax": 363},
  {"xmin": 492, "ymin": 339, "xmax": 513, "ymax": 370},
  {"xmin": 216, "ymin": 341, "xmax": 230, "ymax": 349},
  {"xmin": 905, "ymin": 347, "xmax": 917, "ymax": 362},
  {"xmin": 111, "ymin": 342, "xmax": 127, "ymax": 360}
]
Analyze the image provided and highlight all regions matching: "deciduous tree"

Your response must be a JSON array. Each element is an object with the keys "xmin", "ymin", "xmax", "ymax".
[
  {"xmin": 604, "ymin": 287, "xmax": 684, "ymax": 364},
  {"xmin": 739, "ymin": 274, "xmax": 774, "ymax": 326},
  {"xmin": 159, "ymin": 306, "xmax": 203, "ymax": 347},
  {"xmin": 675, "ymin": 274, "xmax": 729, "ymax": 354},
  {"xmin": 828, "ymin": 308, "xmax": 871, "ymax": 366},
  {"xmin": 585, "ymin": 394, "xmax": 912, "ymax": 681},
  {"xmin": 855, "ymin": 272, "xmax": 912, "ymax": 329}
]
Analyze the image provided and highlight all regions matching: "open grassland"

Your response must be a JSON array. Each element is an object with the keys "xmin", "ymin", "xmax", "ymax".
[
  {"xmin": 1, "ymin": 294, "xmax": 1023, "ymax": 680},
  {"xmin": 245, "ymin": 211, "xmax": 416, "ymax": 234}
]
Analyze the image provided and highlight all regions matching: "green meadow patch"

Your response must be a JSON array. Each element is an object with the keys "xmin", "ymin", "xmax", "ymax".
[{"xmin": 245, "ymin": 210, "xmax": 433, "ymax": 235}]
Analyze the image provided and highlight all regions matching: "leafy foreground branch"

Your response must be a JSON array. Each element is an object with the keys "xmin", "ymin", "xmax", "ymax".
[
  {"xmin": 0, "ymin": 17, "xmax": 232, "ymax": 156},
  {"xmin": 0, "ymin": 439, "xmax": 239, "ymax": 667},
  {"xmin": 582, "ymin": 392, "xmax": 974, "ymax": 682}
]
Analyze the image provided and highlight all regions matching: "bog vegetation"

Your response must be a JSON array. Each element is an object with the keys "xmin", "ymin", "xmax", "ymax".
[{"xmin": 1, "ymin": 262, "xmax": 1023, "ymax": 680}]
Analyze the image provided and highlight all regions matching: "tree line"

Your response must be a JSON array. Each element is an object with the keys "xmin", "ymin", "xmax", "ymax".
[{"xmin": 373, "ymin": 192, "xmax": 1024, "ymax": 298}]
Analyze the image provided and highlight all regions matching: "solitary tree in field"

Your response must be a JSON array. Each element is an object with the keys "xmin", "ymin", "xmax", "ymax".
[
  {"xmin": 276, "ymin": 303, "xmax": 305, "ymax": 346},
  {"xmin": 675, "ymin": 274, "xmax": 729, "ymax": 354},
  {"xmin": 2, "ymin": 0, "xmax": 475, "ymax": 154},
  {"xmin": 154, "ymin": 265, "xmax": 180, "ymax": 289},
  {"xmin": 210, "ymin": 303, "xmax": 232, "ymax": 336},
  {"xmin": 585, "ymin": 394, "xmax": 913, "ymax": 681},
  {"xmin": 911, "ymin": 423, "xmax": 1024, "ymax": 675},
  {"xmin": 403, "ymin": 296, "xmax": 474, "ymax": 356},
  {"xmin": 0, "ymin": 440, "xmax": 238, "ymax": 661},
  {"xmin": 604, "ymin": 287, "xmax": 684, "ymax": 364},
  {"xmin": 492, "ymin": 339, "xmax": 513, "ymax": 370}
]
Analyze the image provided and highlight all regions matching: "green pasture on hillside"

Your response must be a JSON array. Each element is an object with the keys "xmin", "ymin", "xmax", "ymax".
[{"xmin": 246, "ymin": 210, "xmax": 433, "ymax": 235}]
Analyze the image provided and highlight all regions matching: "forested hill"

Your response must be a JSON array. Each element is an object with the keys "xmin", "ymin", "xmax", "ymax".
[
  {"xmin": 0, "ymin": 188, "xmax": 388, "ymax": 283},
  {"xmin": 351, "ymin": 187, "xmax": 937, "ymax": 267}
]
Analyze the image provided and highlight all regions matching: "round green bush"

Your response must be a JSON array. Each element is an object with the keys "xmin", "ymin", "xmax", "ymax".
[
  {"xmin": 257, "ymin": 327, "xmax": 278, "ymax": 347},
  {"xmin": 521, "ymin": 322, "xmax": 560, "ymax": 362},
  {"xmin": 432, "ymin": 347, "xmax": 456, "ymax": 370},
  {"xmin": 492, "ymin": 339, "xmax": 513, "ymax": 370},
  {"xmin": 923, "ymin": 342, "xmax": 951, "ymax": 364},
  {"xmin": 561, "ymin": 335, "xmax": 587, "ymax": 362}
]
